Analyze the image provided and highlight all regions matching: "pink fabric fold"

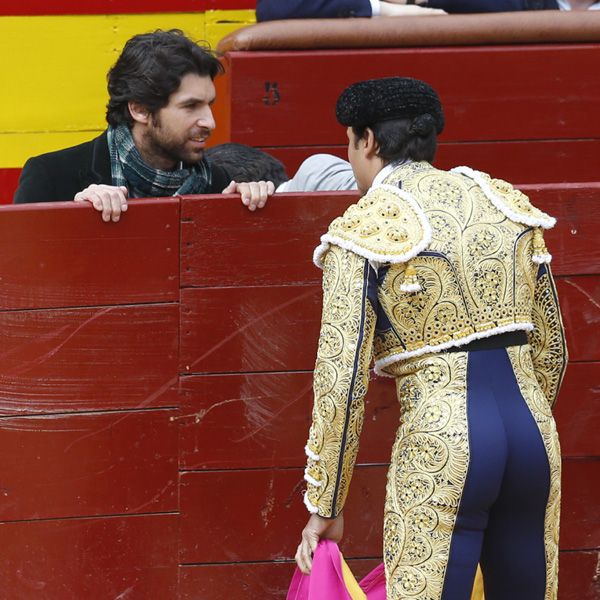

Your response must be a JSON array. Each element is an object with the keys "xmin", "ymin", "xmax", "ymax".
[{"xmin": 286, "ymin": 540, "xmax": 386, "ymax": 600}]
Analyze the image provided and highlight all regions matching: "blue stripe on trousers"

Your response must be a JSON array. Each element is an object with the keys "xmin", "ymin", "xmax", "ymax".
[{"xmin": 440, "ymin": 347, "xmax": 550, "ymax": 600}]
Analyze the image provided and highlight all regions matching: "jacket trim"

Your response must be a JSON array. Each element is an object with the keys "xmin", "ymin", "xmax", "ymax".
[
  {"xmin": 374, "ymin": 322, "xmax": 535, "ymax": 376},
  {"xmin": 452, "ymin": 166, "xmax": 556, "ymax": 229},
  {"xmin": 303, "ymin": 490, "xmax": 319, "ymax": 514},
  {"xmin": 313, "ymin": 184, "xmax": 432, "ymax": 268}
]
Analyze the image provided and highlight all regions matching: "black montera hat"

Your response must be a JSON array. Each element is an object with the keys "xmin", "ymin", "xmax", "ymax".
[{"xmin": 336, "ymin": 77, "xmax": 444, "ymax": 134}]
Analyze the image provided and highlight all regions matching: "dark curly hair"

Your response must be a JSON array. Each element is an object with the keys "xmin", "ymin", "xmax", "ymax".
[{"xmin": 106, "ymin": 29, "xmax": 224, "ymax": 127}]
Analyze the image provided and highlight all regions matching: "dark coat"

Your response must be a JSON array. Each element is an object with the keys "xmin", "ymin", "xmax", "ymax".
[
  {"xmin": 255, "ymin": 0, "xmax": 557, "ymax": 19},
  {"xmin": 13, "ymin": 131, "xmax": 231, "ymax": 204},
  {"xmin": 256, "ymin": 0, "xmax": 373, "ymax": 20}
]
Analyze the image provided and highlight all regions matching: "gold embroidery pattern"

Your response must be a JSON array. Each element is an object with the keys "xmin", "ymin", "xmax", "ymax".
[
  {"xmin": 507, "ymin": 345, "xmax": 561, "ymax": 600},
  {"xmin": 373, "ymin": 162, "xmax": 542, "ymax": 369},
  {"xmin": 383, "ymin": 353, "xmax": 470, "ymax": 600},
  {"xmin": 528, "ymin": 266, "xmax": 569, "ymax": 407},
  {"xmin": 305, "ymin": 245, "xmax": 376, "ymax": 517},
  {"xmin": 325, "ymin": 185, "xmax": 429, "ymax": 262}
]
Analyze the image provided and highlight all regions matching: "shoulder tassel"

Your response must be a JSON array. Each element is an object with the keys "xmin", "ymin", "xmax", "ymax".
[
  {"xmin": 532, "ymin": 227, "xmax": 552, "ymax": 264},
  {"xmin": 400, "ymin": 261, "xmax": 422, "ymax": 293}
]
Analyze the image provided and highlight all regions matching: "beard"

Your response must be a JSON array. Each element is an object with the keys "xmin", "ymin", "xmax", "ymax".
[{"xmin": 142, "ymin": 118, "xmax": 209, "ymax": 169}]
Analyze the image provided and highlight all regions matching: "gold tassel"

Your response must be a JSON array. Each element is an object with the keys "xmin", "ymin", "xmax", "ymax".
[
  {"xmin": 400, "ymin": 261, "xmax": 422, "ymax": 293},
  {"xmin": 532, "ymin": 227, "xmax": 552, "ymax": 264}
]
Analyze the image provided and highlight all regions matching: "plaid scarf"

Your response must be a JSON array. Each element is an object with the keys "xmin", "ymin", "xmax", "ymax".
[{"xmin": 107, "ymin": 125, "xmax": 212, "ymax": 198}]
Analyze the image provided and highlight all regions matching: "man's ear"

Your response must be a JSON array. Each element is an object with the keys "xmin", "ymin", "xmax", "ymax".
[
  {"xmin": 363, "ymin": 127, "xmax": 379, "ymax": 158},
  {"xmin": 128, "ymin": 101, "xmax": 150, "ymax": 125}
]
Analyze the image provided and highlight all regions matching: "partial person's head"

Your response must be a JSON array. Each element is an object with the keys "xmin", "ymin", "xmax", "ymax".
[
  {"xmin": 336, "ymin": 77, "xmax": 444, "ymax": 192},
  {"xmin": 204, "ymin": 143, "xmax": 289, "ymax": 188},
  {"xmin": 106, "ymin": 29, "xmax": 224, "ymax": 169}
]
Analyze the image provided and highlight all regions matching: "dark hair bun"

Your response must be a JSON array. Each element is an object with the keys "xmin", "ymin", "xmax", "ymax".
[{"xmin": 409, "ymin": 113, "xmax": 436, "ymax": 137}]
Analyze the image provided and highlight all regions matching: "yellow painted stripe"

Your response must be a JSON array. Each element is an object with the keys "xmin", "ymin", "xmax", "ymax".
[
  {"xmin": 0, "ymin": 10, "xmax": 255, "ymax": 168},
  {"xmin": 0, "ymin": 131, "xmax": 103, "ymax": 168},
  {"xmin": 205, "ymin": 9, "xmax": 255, "ymax": 46}
]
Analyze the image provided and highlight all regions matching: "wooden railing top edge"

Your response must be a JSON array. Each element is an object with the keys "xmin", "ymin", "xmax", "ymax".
[
  {"xmin": 217, "ymin": 11, "xmax": 600, "ymax": 53},
  {"xmin": 2, "ymin": 182, "xmax": 600, "ymax": 212}
]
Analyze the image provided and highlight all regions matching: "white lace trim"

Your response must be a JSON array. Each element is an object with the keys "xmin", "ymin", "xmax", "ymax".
[
  {"xmin": 451, "ymin": 166, "xmax": 556, "ymax": 229},
  {"xmin": 374, "ymin": 322, "xmax": 534, "ymax": 376},
  {"xmin": 533, "ymin": 253, "xmax": 553, "ymax": 264},
  {"xmin": 304, "ymin": 468, "xmax": 322, "ymax": 488},
  {"xmin": 313, "ymin": 185, "xmax": 432, "ymax": 269},
  {"xmin": 305, "ymin": 444, "xmax": 320, "ymax": 462},
  {"xmin": 304, "ymin": 490, "xmax": 319, "ymax": 514},
  {"xmin": 400, "ymin": 282, "xmax": 421, "ymax": 293}
]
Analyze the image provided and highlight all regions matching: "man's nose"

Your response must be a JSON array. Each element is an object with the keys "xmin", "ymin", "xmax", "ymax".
[{"xmin": 198, "ymin": 106, "xmax": 216, "ymax": 131}]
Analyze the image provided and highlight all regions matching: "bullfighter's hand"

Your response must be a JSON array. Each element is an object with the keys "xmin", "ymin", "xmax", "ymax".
[{"xmin": 295, "ymin": 513, "xmax": 344, "ymax": 576}]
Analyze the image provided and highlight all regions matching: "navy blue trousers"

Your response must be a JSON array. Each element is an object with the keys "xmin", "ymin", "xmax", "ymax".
[{"xmin": 441, "ymin": 347, "xmax": 551, "ymax": 600}]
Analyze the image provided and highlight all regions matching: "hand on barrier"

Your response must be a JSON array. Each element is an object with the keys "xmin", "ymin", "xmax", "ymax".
[
  {"xmin": 74, "ymin": 184, "xmax": 129, "ymax": 223},
  {"xmin": 222, "ymin": 180, "xmax": 275, "ymax": 211}
]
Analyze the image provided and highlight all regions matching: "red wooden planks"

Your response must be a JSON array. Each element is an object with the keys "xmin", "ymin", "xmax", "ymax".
[
  {"xmin": 554, "ymin": 362, "xmax": 600, "ymax": 458},
  {"xmin": 561, "ymin": 458, "xmax": 600, "ymax": 551},
  {"xmin": 266, "ymin": 140, "xmax": 600, "ymax": 187},
  {"xmin": 436, "ymin": 140, "xmax": 600, "ymax": 186},
  {"xmin": 223, "ymin": 46, "xmax": 600, "ymax": 147},
  {"xmin": 0, "ymin": 304, "xmax": 179, "ymax": 415},
  {"xmin": 0, "ymin": 0, "xmax": 255, "ymax": 15},
  {"xmin": 0, "ymin": 514, "xmax": 178, "ymax": 600},
  {"xmin": 180, "ymin": 276, "xmax": 597, "ymax": 375},
  {"xmin": 181, "ymin": 553, "xmax": 600, "ymax": 599},
  {"xmin": 181, "ymin": 193, "xmax": 355, "ymax": 288},
  {"xmin": 522, "ymin": 183, "xmax": 600, "ymax": 277},
  {"xmin": 0, "ymin": 168, "xmax": 21, "ymax": 205},
  {"xmin": 178, "ymin": 372, "xmax": 398, "ymax": 470},
  {"xmin": 0, "ymin": 410, "xmax": 177, "ymax": 522},
  {"xmin": 180, "ymin": 459, "xmax": 595, "ymax": 564},
  {"xmin": 179, "ymin": 466, "xmax": 387, "ymax": 564},
  {"xmin": 179, "ymin": 284, "xmax": 322, "ymax": 374},
  {"xmin": 180, "ymin": 562, "xmax": 296, "ymax": 600},
  {"xmin": 558, "ymin": 551, "xmax": 600, "ymax": 600},
  {"xmin": 180, "ymin": 558, "xmax": 381, "ymax": 599},
  {"xmin": 557, "ymin": 276, "xmax": 600, "ymax": 363},
  {"xmin": 180, "ymin": 186, "xmax": 598, "ymax": 291},
  {"xmin": 0, "ymin": 199, "xmax": 179, "ymax": 310}
]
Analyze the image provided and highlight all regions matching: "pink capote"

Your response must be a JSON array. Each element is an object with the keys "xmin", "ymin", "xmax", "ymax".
[{"xmin": 287, "ymin": 540, "xmax": 386, "ymax": 600}]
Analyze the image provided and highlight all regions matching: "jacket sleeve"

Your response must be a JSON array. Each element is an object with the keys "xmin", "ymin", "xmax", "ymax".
[
  {"xmin": 303, "ymin": 244, "xmax": 377, "ymax": 518},
  {"xmin": 256, "ymin": 0, "xmax": 372, "ymax": 21},
  {"xmin": 13, "ymin": 156, "xmax": 57, "ymax": 204},
  {"xmin": 527, "ymin": 263, "xmax": 568, "ymax": 408}
]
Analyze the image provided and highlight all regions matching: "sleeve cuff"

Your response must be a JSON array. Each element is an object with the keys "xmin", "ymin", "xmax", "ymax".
[{"xmin": 370, "ymin": 0, "xmax": 381, "ymax": 15}]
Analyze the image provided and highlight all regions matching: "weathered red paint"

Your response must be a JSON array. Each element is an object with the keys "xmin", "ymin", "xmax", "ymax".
[
  {"xmin": 0, "ymin": 168, "xmax": 21, "ymax": 205},
  {"xmin": 0, "ymin": 304, "xmax": 179, "ymax": 415},
  {"xmin": 0, "ymin": 410, "xmax": 178, "ymax": 521},
  {"xmin": 264, "ymin": 139, "xmax": 600, "ymax": 187},
  {"xmin": 0, "ymin": 514, "xmax": 178, "ymax": 599},
  {"xmin": 0, "ymin": 188, "xmax": 596, "ymax": 597},
  {"xmin": 219, "ymin": 46, "xmax": 600, "ymax": 148},
  {"xmin": 0, "ymin": 199, "xmax": 179, "ymax": 310},
  {"xmin": 179, "ymin": 466, "xmax": 387, "ymax": 564},
  {"xmin": 0, "ymin": 0, "xmax": 255, "ymax": 16},
  {"xmin": 178, "ymin": 372, "xmax": 398, "ymax": 470}
]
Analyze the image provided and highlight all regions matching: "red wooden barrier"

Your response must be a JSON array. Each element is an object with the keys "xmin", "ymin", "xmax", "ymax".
[
  {"xmin": 214, "ymin": 45, "xmax": 600, "ymax": 184},
  {"xmin": 0, "ymin": 185, "xmax": 598, "ymax": 598}
]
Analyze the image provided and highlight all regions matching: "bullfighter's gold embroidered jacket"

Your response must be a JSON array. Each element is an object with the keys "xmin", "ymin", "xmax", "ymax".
[{"xmin": 303, "ymin": 161, "xmax": 568, "ymax": 518}]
